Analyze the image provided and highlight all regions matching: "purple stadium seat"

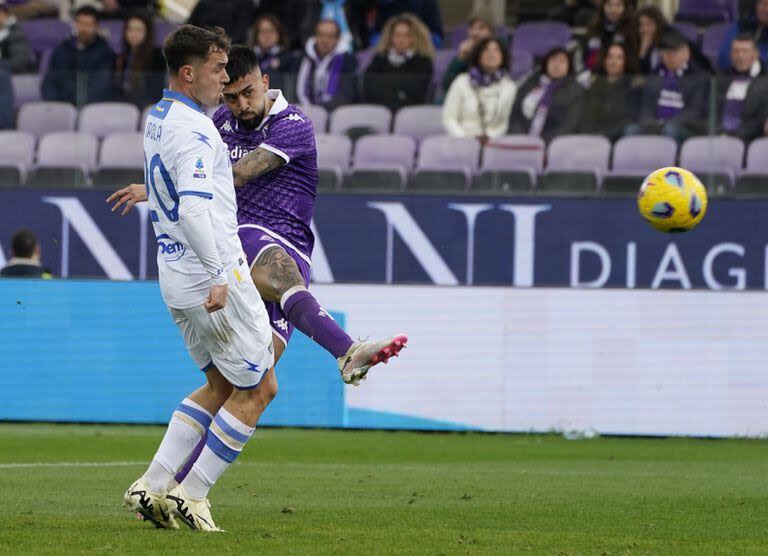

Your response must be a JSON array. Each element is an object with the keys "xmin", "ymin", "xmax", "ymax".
[
  {"xmin": 510, "ymin": 49, "xmax": 534, "ymax": 80},
  {"xmin": 99, "ymin": 132, "xmax": 144, "ymax": 169},
  {"xmin": 19, "ymin": 18, "xmax": 71, "ymax": 56},
  {"xmin": 154, "ymin": 21, "xmax": 179, "ymax": 47},
  {"xmin": 17, "ymin": 101, "xmax": 77, "ymax": 138},
  {"xmin": 355, "ymin": 48, "xmax": 375, "ymax": 75},
  {"xmin": 702, "ymin": 22, "xmax": 732, "ymax": 66},
  {"xmin": 37, "ymin": 131, "xmax": 98, "ymax": 170},
  {"xmin": 412, "ymin": 135, "xmax": 480, "ymax": 191},
  {"xmin": 78, "ymin": 102, "xmax": 140, "ymax": 138},
  {"xmin": 296, "ymin": 104, "xmax": 328, "ymax": 133},
  {"xmin": 611, "ymin": 135, "xmax": 678, "ymax": 174},
  {"xmin": 474, "ymin": 135, "xmax": 544, "ymax": 192},
  {"xmin": 392, "ymin": 105, "xmax": 444, "ymax": 141},
  {"xmin": 542, "ymin": 134, "xmax": 611, "ymax": 192},
  {"xmin": 431, "ymin": 48, "xmax": 456, "ymax": 99},
  {"xmin": 735, "ymin": 138, "xmax": 768, "ymax": 193},
  {"xmin": 0, "ymin": 131, "xmax": 36, "ymax": 183},
  {"xmin": 100, "ymin": 20, "xmax": 125, "ymax": 53},
  {"xmin": 603, "ymin": 135, "xmax": 678, "ymax": 193},
  {"xmin": 482, "ymin": 135, "xmax": 545, "ymax": 172},
  {"xmin": 315, "ymin": 134, "xmax": 352, "ymax": 189},
  {"xmin": 676, "ymin": 0, "xmax": 737, "ymax": 23},
  {"xmin": 679, "ymin": 136, "xmax": 745, "ymax": 188},
  {"xmin": 12, "ymin": 74, "xmax": 42, "ymax": 109},
  {"xmin": 329, "ymin": 104, "xmax": 391, "ymax": 136},
  {"xmin": 448, "ymin": 23, "xmax": 510, "ymax": 48},
  {"xmin": 672, "ymin": 23, "xmax": 699, "ymax": 45},
  {"xmin": 353, "ymin": 134, "xmax": 416, "ymax": 170},
  {"xmin": 513, "ymin": 22, "xmax": 572, "ymax": 59}
]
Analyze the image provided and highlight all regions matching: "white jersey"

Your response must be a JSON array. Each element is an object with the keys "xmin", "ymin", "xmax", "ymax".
[{"xmin": 144, "ymin": 90, "xmax": 243, "ymax": 309}]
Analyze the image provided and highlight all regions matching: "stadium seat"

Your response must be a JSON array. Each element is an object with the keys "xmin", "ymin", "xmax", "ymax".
[
  {"xmin": 539, "ymin": 134, "xmax": 610, "ymax": 193},
  {"xmin": 28, "ymin": 132, "xmax": 98, "ymax": 188},
  {"xmin": 0, "ymin": 131, "xmax": 35, "ymax": 186},
  {"xmin": 296, "ymin": 104, "xmax": 328, "ymax": 133},
  {"xmin": 676, "ymin": 0, "xmax": 737, "ymax": 24},
  {"xmin": 329, "ymin": 104, "xmax": 392, "ymax": 138},
  {"xmin": 11, "ymin": 74, "xmax": 42, "ymax": 109},
  {"xmin": 431, "ymin": 49, "xmax": 456, "ymax": 99},
  {"xmin": 672, "ymin": 23, "xmax": 699, "ymax": 45},
  {"xmin": 101, "ymin": 19, "xmax": 125, "ymax": 53},
  {"xmin": 393, "ymin": 105, "xmax": 445, "ymax": 141},
  {"xmin": 17, "ymin": 101, "xmax": 77, "ymax": 138},
  {"xmin": 679, "ymin": 136, "xmax": 745, "ymax": 192},
  {"xmin": 410, "ymin": 135, "xmax": 480, "ymax": 192},
  {"xmin": 702, "ymin": 23, "xmax": 732, "ymax": 67},
  {"xmin": 78, "ymin": 102, "xmax": 141, "ymax": 138},
  {"xmin": 92, "ymin": 132, "xmax": 144, "ymax": 189},
  {"xmin": 19, "ymin": 18, "xmax": 71, "ymax": 57},
  {"xmin": 154, "ymin": 21, "xmax": 179, "ymax": 46},
  {"xmin": 734, "ymin": 138, "xmax": 768, "ymax": 195},
  {"xmin": 510, "ymin": 49, "xmax": 534, "ymax": 80},
  {"xmin": 315, "ymin": 134, "xmax": 352, "ymax": 191},
  {"xmin": 604, "ymin": 135, "xmax": 678, "ymax": 195},
  {"xmin": 345, "ymin": 134, "xmax": 416, "ymax": 192},
  {"xmin": 473, "ymin": 135, "xmax": 544, "ymax": 193},
  {"xmin": 512, "ymin": 22, "xmax": 572, "ymax": 59}
]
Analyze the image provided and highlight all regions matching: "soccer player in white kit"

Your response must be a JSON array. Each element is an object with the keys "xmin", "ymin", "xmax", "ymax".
[{"xmin": 123, "ymin": 25, "xmax": 275, "ymax": 532}]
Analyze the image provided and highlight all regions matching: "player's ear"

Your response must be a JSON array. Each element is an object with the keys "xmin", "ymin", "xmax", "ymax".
[
  {"xmin": 262, "ymin": 73, "xmax": 270, "ymax": 90},
  {"xmin": 179, "ymin": 65, "xmax": 194, "ymax": 84}
]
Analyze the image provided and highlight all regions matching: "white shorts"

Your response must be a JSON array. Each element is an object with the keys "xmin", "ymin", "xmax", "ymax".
[{"xmin": 170, "ymin": 259, "xmax": 275, "ymax": 390}]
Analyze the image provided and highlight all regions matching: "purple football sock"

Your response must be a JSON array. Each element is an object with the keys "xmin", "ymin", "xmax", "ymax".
[
  {"xmin": 281, "ymin": 287, "xmax": 354, "ymax": 358},
  {"xmin": 174, "ymin": 432, "xmax": 206, "ymax": 484}
]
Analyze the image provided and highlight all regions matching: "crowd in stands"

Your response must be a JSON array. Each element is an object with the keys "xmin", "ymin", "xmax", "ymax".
[{"xmin": 4, "ymin": 0, "xmax": 768, "ymax": 192}]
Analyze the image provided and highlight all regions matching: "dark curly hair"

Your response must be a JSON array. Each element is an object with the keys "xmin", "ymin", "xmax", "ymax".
[{"xmin": 470, "ymin": 37, "xmax": 510, "ymax": 72}]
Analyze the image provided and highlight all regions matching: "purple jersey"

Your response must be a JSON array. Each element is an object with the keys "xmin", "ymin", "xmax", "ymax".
[{"xmin": 213, "ymin": 90, "xmax": 318, "ymax": 259}]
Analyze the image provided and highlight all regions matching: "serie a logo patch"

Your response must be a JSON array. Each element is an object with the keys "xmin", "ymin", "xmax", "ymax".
[{"xmin": 193, "ymin": 157, "xmax": 206, "ymax": 179}]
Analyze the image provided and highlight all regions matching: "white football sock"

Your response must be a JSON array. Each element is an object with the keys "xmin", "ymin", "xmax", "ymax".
[{"xmin": 144, "ymin": 398, "xmax": 212, "ymax": 493}]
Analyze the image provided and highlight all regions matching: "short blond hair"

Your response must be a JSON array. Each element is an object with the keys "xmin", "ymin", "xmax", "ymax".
[{"xmin": 376, "ymin": 13, "xmax": 435, "ymax": 59}]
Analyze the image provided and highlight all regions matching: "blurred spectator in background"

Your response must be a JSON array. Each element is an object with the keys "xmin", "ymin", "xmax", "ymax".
[
  {"xmin": 250, "ymin": 13, "xmax": 295, "ymax": 92},
  {"xmin": 362, "ymin": 13, "xmax": 433, "ymax": 111},
  {"xmin": 718, "ymin": 0, "xmax": 768, "ymax": 71},
  {"xmin": 717, "ymin": 34, "xmax": 768, "ymax": 141},
  {"xmin": 637, "ymin": 6, "xmax": 667, "ymax": 74},
  {"xmin": 296, "ymin": 19, "xmax": 357, "ymax": 109},
  {"xmin": 509, "ymin": 47, "xmax": 584, "ymax": 142},
  {"xmin": 187, "ymin": 0, "xmax": 253, "ymax": 44},
  {"xmin": 626, "ymin": 30, "xmax": 708, "ymax": 142},
  {"xmin": 74, "ymin": 0, "xmax": 158, "ymax": 19},
  {"xmin": 579, "ymin": 42, "xmax": 638, "ymax": 140},
  {"xmin": 0, "ymin": 65, "xmax": 14, "ymax": 128},
  {"xmin": 550, "ymin": 0, "xmax": 599, "ymax": 27},
  {"xmin": 441, "ymin": 11, "xmax": 494, "ymax": 93},
  {"xmin": 583, "ymin": 0, "xmax": 638, "ymax": 72},
  {"xmin": 0, "ymin": 2, "xmax": 35, "ymax": 73},
  {"xmin": 114, "ymin": 11, "xmax": 164, "ymax": 107},
  {"xmin": 5, "ymin": 0, "xmax": 57, "ymax": 20},
  {"xmin": 42, "ymin": 6, "xmax": 114, "ymax": 105},
  {"xmin": 0, "ymin": 230, "xmax": 51, "ymax": 279},
  {"xmin": 442, "ymin": 37, "xmax": 516, "ymax": 142},
  {"xmin": 369, "ymin": 0, "xmax": 444, "ymax": 48}
]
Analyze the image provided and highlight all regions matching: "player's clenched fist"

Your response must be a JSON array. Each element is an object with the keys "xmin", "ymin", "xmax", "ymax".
[
  {"xmin": 204, "ymin": 284, "xmax": 228, "ymax": 313},
  {"xmin": 106, "ymin": 183, "xmax": 148, "ymax": 215}
]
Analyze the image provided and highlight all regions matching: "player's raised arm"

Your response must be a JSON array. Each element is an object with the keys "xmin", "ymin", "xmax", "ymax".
[{"xmin": 231, "ymin": 146, "xmax": 286, "ymax": 187}]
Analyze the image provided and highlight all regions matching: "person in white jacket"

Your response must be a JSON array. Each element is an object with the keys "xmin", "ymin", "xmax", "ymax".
[{"xmin": 442, "ymin": 37, "xmax": 517, "ymax": 142}]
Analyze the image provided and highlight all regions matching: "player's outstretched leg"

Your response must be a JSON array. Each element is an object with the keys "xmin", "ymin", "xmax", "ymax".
[
  {"xmin": 165, "ymin": 369, "xmax": 277, "ymax": 532},
  {"xmin": 124, "ymin": 398, "xmax": 214, "ymax": 529},
  {"xmin": 280, "ymin": 285, "xmax": 408, "ymax": 385}
]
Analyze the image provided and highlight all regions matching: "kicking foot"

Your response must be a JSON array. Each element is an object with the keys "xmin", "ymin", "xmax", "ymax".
[
  {"xmin": 338, "ymin": 334, "xmax": 408, "ymax": 386},
  {"xmin": 164, "ymin": 485, "xmax": 221, "ymax": 532},
  {"xmin": 123, "ymin": 477, "xmax": 178, "ymax": 529}
]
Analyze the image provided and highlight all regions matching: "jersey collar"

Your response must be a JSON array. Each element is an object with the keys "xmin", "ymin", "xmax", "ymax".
[
  {"xmin": 255, "ymin": 89, "xmax": 289, "ymax": 131},
  {"xmin": 162, "ymin": 89, "xmax": 205, "ymax": 113}
]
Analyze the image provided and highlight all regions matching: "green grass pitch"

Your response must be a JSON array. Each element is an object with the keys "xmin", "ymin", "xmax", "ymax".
[{"xmin": 0, "ymin": 424, "xmax": 767, "ymax": 555}]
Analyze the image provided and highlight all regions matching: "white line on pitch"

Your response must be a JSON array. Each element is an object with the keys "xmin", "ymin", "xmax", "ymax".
[{"xmin": 0, "ymin": 461, "xmax": 146, "ymax": 469}]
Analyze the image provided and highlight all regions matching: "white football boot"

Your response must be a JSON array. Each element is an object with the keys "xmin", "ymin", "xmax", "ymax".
[
  {"xmin": 338, "ymin": 334, "xmax": 408, "ymax": 386},
  {"xmin": 123, "ymin": 477, "xmax": 178, "ymax": 529},
  {"xmin": 164, "ymin": 484, "xmax": 221, "ymax": 532}
]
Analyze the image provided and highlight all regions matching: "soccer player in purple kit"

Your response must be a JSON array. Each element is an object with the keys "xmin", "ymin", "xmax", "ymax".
[{"xmin": 109, "ymin": 45, "xmax": 406, "ymax": 384}]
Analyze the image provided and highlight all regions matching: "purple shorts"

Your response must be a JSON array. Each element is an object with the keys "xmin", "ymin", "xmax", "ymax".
[{"xmin": 237, "ymin": 225, "xmax": 311, "ymax": 347}]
